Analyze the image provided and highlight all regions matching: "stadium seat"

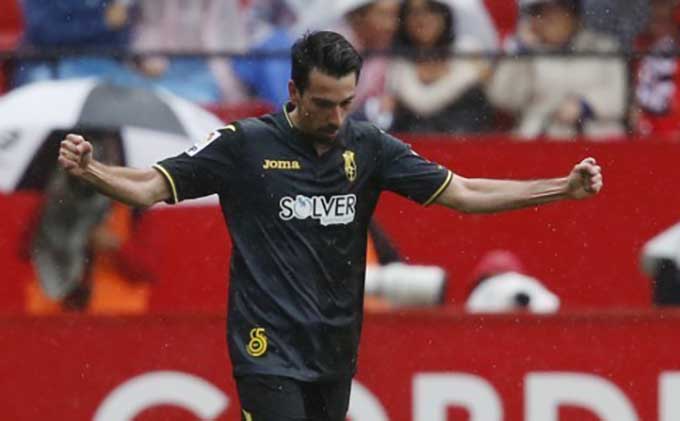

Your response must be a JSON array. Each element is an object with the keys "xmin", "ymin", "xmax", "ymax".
[{"xmin": 203, "ymin": 100, "xmax": 275, "ymax": 123}]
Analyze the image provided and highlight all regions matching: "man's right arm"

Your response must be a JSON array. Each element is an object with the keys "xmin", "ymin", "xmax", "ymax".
[{"xmin": 58, "ymin": 133, "xmax": 171, "ymax": 208}]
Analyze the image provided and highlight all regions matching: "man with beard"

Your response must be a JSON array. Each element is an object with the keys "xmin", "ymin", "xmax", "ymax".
[{"xmin": 58, "ymin": 30, "xmax": 603, "ymax": 420}]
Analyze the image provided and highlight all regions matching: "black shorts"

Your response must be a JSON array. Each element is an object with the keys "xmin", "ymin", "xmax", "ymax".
[{"xmin": 235, "ymin": 374, "xmax": 352, "ymax": 421}]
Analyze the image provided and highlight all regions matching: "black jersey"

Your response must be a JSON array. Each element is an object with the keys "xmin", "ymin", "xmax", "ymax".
[{"xmin": 154, "ymin": 105, "xmax": 452, "ymax": 381}]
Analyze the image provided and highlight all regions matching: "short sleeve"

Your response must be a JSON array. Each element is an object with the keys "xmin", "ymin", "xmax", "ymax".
[
  {"xmin": 377, "ymin": 130, "xmax": 452, "ymax": 206},
  {"xmin": 153, "ymin": 124, "xmax": 241, "ymax": 204}
]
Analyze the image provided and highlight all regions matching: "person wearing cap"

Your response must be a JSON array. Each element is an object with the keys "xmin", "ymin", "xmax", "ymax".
[
  {"xmin": 486, "ymin": 0, "xmax": 627, "ymax": 139},
  {"xmin": 464, "ymin": 249, "xmax": 560, "ymax": 313}
]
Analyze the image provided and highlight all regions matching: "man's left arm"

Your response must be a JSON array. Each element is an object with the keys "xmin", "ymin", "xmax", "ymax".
[{"xmin": 434, "ymin": 157, "xmax": 603, "ymax": 213}]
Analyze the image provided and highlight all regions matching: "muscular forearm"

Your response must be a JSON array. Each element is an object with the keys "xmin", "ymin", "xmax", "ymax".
[
  {"xmin": 81, "ymin": 160, "xmax": 168, "ymax": 208},
  {"xmin": 438, "ymin": 176, "xmax": 570, "ymax": 213}
]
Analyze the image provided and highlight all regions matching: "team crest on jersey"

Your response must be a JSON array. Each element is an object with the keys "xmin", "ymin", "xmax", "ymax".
[
  {"xmin": 279, "ymin": 194, "xmax": 357, "ymax": 226},
  {"xmin": 342, "ymin": 150, "xmax": 357, "ymax": 182}
]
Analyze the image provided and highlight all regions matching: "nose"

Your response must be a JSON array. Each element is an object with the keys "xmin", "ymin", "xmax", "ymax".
[{"xmin": 330, "ymin": 105, "xmax": 344, "ymax": 127}]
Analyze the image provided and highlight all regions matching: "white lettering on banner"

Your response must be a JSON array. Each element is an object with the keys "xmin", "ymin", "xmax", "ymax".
[
  {"xmin": 413, "ymin": 373, "xmax": 502, "ymax": 421},
  {"xmin": 93, "ymin": 371, "xmax": 228, "ymax": 421},
  {"xmin": 347, "ymin": 380, "xmax": 389, "ymax": 421},
  {"xmin": 92, "ymin": 370, "xmax": 680, "ymax": 420},
  {"xmin": 279, "ymin": 194, "xmax": 356, "ymax": 226},
  {"xmin": 660, "ymin": 372, "xmax": 680, "ymax": 421},
  {"xmin": 526, "ymin": 373, "xmax": 638, "ymax": 421}
]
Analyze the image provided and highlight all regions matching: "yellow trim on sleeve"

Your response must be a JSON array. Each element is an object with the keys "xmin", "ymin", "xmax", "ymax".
[
  {"xmin": 424, "ymin": 170, "xmax": 452, "ymax": 206},
  {"xmin": 152, "ymin": 164, "xmax": 179, "ymax": 204}
]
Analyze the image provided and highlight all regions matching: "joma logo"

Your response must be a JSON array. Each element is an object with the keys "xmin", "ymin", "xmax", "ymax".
[{"xmin": 263, "ymin": 159, "xmax": 301, "ymax": 170}]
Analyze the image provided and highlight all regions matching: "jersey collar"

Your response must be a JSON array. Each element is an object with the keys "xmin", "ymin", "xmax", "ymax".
[{"xmin": 281, "ymin": 102, "xmax": 348, "ymax": 152}]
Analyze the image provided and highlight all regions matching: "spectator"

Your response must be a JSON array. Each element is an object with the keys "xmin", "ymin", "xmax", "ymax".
[
  {"xmin": 338, "ymin": 0, "xmax": 402, "ymax": 120},
  {"xmin": 486, "ymin": 0, "xmax": 627, "ymax": 139},
  {"xmin": 386, "ymin": 0, "xmax": 493, "ymax": 133},
  {"xmin": 294, "ymin": 0, "xmax": 499, "ymax": 50},
  {"xmin": 233, "ymin": 0, "xmax": 401, "ymax": 112},
  {"xmin": 16, "ymin": 0, "xmax": 248, "ymax": 104},
  {"xmin": 15, "ymin": 0, "xmax": 139, "ymax": 86},
  {"xmin": 230, "ymin": 0, "xmax": 298, "ymax": 108},
  {"xmin": 133, "ymin": 0, "xmax": 249, "ymax": 104},
  {"xmin": 465, "ymin": 250, "xmax": 560, "ymax": 313},
  {"xmin": 633, "ymin": 0, "xmax": 680, "ymax": 140},
  {"xmin": 25, "ymin": 130, "xmax": 155, "ymax": 315},
  {"xmin": 288, "ymin": 0, "xmax": 401, "ymax": 121},
  {"xmin": 582, "ymin": 0, "xmax": 648, "ymax": 50}
]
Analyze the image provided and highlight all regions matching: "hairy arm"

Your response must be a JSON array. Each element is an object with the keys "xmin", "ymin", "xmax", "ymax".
[
  {"xmin": 58, "ymin": 133, "xmax": 170, "ymax": 208},
  {"xmin": 435, "ymin": 158, "xmax": 603, "ymax": 213}
]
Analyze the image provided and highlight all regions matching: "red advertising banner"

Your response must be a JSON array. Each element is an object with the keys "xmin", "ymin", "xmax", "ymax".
[
  {"xmin": 3, "ymin": 311, "xmax": 680, "ymax": 420},
  {"xmin": 3, "ymin": 140, "xmax": 680, "ymax": 316}
]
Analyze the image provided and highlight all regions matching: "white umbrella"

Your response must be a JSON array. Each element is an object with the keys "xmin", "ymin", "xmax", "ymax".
[{"xmin": 0, "ymin": 78, "xmax": 224, "ymax": 192}]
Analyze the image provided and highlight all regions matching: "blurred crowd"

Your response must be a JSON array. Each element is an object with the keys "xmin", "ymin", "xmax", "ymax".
[{"xmin": 1, "ymin": 0, "xmax": 680, "ymax": 139}]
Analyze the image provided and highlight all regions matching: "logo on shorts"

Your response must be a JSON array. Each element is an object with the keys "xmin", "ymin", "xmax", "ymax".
[
  {"xmin": 279, "ymin": 194, "xmax": 357, "ymax": 226},
  {"xmin": 246, "ymin": 328, "xmax": 268, "ymax": 357},
  {"xmin": 342, "ymin": 150, "xmax": 357, "ymax": 182}
]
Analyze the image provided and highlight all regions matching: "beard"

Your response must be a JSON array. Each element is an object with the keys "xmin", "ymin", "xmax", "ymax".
[{"xmin": 313, "ymin": 125, "xmax": 340, "ymax": 144}]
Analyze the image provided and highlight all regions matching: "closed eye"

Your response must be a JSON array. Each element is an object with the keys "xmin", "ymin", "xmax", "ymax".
[
  {"xmin": 311, "ymin": 96, "xmax": 355, "ymax": 109},
  {"xmin": 340, "ymin": 99, "xmax": 353, "ymax": 109},
  {"xmin": 312, "ymin": 98, "xmax": 335, "ymax": 109}
]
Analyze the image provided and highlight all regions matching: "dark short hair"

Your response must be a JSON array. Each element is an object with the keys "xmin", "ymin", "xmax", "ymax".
[
  {"xmin": 523, "ymin": 0, "xmax": 582, "ymax": 16},
  {"xmin": 395, "ymin": 0, "xmax": 456, "ymax": 57},
  {"xmin": 291, "ymin": 31, "xmax": 363, "ymax": 93}
]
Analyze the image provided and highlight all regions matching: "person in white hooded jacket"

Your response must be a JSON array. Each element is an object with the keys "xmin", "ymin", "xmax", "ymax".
[{"xmin": 486, "ymin": 0, "xmax": 627, "ymax": 139}]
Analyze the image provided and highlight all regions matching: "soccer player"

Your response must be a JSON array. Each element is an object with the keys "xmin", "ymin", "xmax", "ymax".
[{"xmin": 58, "ymin": 31, "xmax": 603, "ymax": 421}]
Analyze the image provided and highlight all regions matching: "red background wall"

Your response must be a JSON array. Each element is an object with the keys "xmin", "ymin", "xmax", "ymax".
[
  {"xmin": 2, "ymin": 138, "xmax": 679, "ymax": 314},
  {"xmin": 2, "ymin": 311, "xmax": 680, "ymax": 420}
]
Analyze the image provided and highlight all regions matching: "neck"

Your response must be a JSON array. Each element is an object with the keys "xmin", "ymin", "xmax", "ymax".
[{"xmin": 312, "ymin": 143, "xmax": 333, "ymax": 157}]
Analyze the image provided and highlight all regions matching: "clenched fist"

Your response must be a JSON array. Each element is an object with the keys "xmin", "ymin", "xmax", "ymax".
[
  {"xmin": 566, "ymin": 157, "xmax": 603, "ymax": 200},
  {"xmin": 58, "ymin": 133, "xmax": 94, "ymax": 178}
]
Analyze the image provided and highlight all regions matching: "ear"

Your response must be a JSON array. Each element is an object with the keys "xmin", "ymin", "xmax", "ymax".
[{"xmin": 288, "ymin": 80, "xmax": 299, "ymax": 105}]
